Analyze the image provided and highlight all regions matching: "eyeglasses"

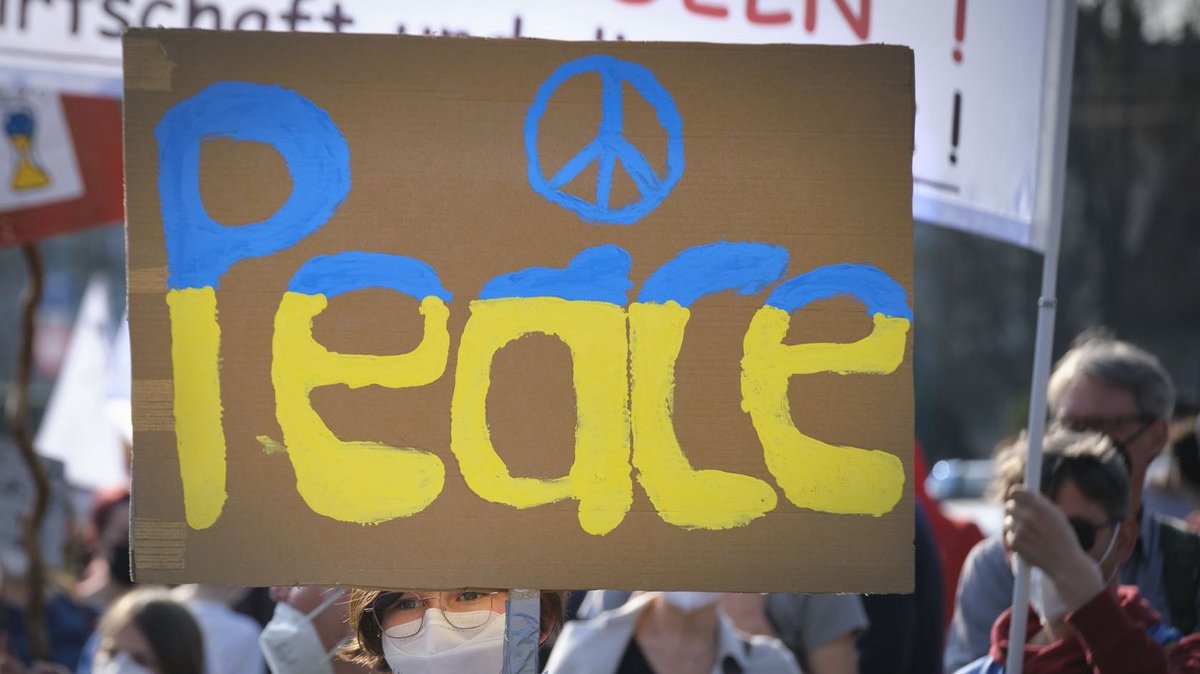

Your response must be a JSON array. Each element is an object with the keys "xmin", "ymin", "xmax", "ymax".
[
  {"xmin": 1068, "ymin": 516, "xmax": 1117, "ymax": 551},
  {"xmin": 366, "ymin": 590, "xmax": 503, "ymax": 639},
  {"xmin": 1055, "ymin": 413, "xmax": 1152, "ymax": 438},
  {"xmin": 1054, "ymin": 413, "xmax": 1155, "ymax": 472}
]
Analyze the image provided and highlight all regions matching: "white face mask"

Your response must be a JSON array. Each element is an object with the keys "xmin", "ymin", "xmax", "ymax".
[
  {"xmin": 660, "ymin": 592, "xmax": 722, "ymax": 613},
  {"xmin": 259, "ymin": 591, "xmax": 343, "ymax": 674},
  {"xmin": 381, "ymin": 609, "xmax": 504, "ymax": 674},
  {"xmin": 1030, "ymin": 521, "xmax": 1121, "ymax": 623},
  {"xmin": 95, "ymin": 651, "xmax": 154, "ymax": 674}
]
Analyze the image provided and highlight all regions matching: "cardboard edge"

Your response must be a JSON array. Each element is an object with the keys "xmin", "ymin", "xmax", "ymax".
[{"xmin": 123, "ymin": 33, "xmax": 174, "ymax": 93}]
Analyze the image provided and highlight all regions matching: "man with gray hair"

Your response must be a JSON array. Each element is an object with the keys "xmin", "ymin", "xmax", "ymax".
[
  {"xmin": 1048, "ymin": 335, "xmax": 1175, "ymax": 505},
  {"xmin": 945, "ymin": 334, "xmax": 1200, "ymax": 672}
]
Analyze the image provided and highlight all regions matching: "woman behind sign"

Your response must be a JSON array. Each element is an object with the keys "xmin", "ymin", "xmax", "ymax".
[
  {"xmin": 91, "ymin": 588, "xmax": 204, "ymax": 674},
  {"xmin": 338, "ymin": 589, "xmax": 565, "ymax": 673},
  {"xmin": 546, "ymin": 591, "xmax": 801, "ymax": 674}
]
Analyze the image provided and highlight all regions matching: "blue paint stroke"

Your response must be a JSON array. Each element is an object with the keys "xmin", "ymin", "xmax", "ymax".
[
  {"xmin": 638, "ymin": 242, "xmax": 789, "ymax": 307},
  {"xmin": 5, "ymin": 111, "xmax": 34, "ymax": 136},
  {"xmin": 156, "ymin": 81, "xmax": 351, "ymax": 290},
  {"xmin": 525, "ymin": 55, "xmax": 685, "ymax": 226},
  {"xmin": 288, "ymin": 252, "xmax": 452, "ymax": 302},
  {"xmin": 479, "ymin": 245, "xmax": 632, "ymax": 305},
  {"xmin": 765, "ymin": 264, "xmax": 913, "ymax": 320}
]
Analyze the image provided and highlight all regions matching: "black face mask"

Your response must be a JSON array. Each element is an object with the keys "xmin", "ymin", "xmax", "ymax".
[
  {"xmin": 1174, "ymin": 432, "xmax": 1200, "ymax": 490},
  {"xmin": 107, "ymin": 543, "xmax": 133, "ymax": 586}
]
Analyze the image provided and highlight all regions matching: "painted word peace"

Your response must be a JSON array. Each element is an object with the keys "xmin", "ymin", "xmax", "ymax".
[
  {"xmin": 155, "ymin": 79, "xmax": 909, "ymax": 538},
  {"xmin": 525, "ymin": 55, "xmax": 685, "ymax": 225}
]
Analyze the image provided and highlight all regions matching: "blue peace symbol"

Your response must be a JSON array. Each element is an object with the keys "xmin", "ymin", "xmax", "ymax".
[{"xmin": 524, "ymin": 55, "xmax": 685, "ymax": 225}]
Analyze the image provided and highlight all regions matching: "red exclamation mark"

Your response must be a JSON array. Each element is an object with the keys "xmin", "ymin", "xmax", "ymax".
[{"xmin": 953, "ymin": 0, "xmax": 967, "ymax": 63}]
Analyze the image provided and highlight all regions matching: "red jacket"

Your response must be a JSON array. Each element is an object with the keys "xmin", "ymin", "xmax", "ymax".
[{"xmin": 983, "ymin": 586, "xmax": 1200, "ymax": 673}]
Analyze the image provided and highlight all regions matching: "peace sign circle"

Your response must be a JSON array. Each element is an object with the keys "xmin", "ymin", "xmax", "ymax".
[{"xmin": 524, "ymin": 55, "xmax": 685, "ymax": 226}]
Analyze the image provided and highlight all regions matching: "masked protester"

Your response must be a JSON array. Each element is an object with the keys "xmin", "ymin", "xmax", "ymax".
[
  {"xmin": 546, "ymin": 591, "xmax": 800, "ymax": 674},
  {"xmin": 92, "ymin": 588, "xmax": 204, "ymax": 674},
  {"xmin": 338, "ymin": 589, "xmax": 565, "ymax": 674},
  {"xmin": 954, "ymin": 430, "xmax": 1200, "ymax": 673},
  {"xmin": 260, "ymin": 587, "xmax": 369, "ymax": 674},
  {"xmin": 946, "ymin": 336, "xmax": 1200, "ymax": 672}
]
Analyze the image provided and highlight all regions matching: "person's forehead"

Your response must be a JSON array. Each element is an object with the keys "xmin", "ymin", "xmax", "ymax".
[
  {"xmin": 1056, "ymin": 375, "xmax": 1138, "ymax": 418},
  {"xmin": 1053, "ymin": 478, "xmax": 1109, "ymax": 523}
]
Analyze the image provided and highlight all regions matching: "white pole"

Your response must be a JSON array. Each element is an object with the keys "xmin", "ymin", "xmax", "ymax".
[{"xmin": 1006, "ymin": 1, "xmax": 1078, "ymax": 673}]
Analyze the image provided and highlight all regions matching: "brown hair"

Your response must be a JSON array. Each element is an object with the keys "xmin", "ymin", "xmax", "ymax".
[
  {"xmin": 96, "ymin": 587, "xmax": 205, "ymax": 674},
  {"xmin": 990, "ymin": 429, "xmax": 1131, "ymax": 522},
  {"xmin": 338, "ymin": 589, "xmax": 567, "ymax": 670}
]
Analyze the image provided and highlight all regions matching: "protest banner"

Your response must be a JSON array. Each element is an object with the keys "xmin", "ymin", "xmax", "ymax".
[
  {"xmin": 0, "ymin": 88, "xmax": 123, "ymax": 245},
  {"xmin": 125, "ymin": 29, "xmax": 914, "ymax": 592},
  {"xmin": 4, "ymin": 0, "xmax": 1054, "ymax": 250}
]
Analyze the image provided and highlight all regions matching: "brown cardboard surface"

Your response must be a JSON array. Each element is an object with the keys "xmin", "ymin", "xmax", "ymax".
[{"xmin": 124, "ymin": 29, "xmax": 915, "ymax": 592}]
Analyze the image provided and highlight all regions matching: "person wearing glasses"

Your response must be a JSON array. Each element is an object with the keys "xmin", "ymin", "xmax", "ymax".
[
  {"xmin": 945, "ymin": 334, "xmax": 1200, "ymax": 672},
  {"xmin": 954, "ymin": 430, "xmax": 1200, "ymax": 672},
  {"xmin": 337, "ymin": 589, "xmax": 565, "ymax": 673}
]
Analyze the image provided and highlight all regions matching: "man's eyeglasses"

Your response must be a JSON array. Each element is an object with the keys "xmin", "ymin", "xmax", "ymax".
[
  {"xmin": 1054, "ymin": 413, "xmax": 1153, "ymax": 438},
  {"xmin": 1053, "ymin": 413, "xmax": 1156, "ymax": 471},
  {"xmin": 367, "ymin": 590, "xmax": 503, "ymax": 639},
  {"xmin": 1068, "ymin": 516, "xmax": 1118, "ymax": 551}
]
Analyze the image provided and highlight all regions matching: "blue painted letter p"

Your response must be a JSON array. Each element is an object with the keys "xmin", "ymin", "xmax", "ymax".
[
  {"xmin": 156, "ymin": 81, "xmax": 351, "ymax": 290},
  {"xmin": 155, "ymin": 82, "xmax": 349, "ymax": 530}
]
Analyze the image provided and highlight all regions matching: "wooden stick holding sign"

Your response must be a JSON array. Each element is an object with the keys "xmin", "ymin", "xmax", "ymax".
[{"xmin": 4, "ymin": 244, "xmax": 50, "ymax": 661}]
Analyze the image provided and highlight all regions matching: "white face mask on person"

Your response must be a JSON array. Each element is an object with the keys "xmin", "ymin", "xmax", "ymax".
[
  {"xmin": 1030, "ymin": 521, "xmax": 1122, "ymax": 622},
  {"xmin": 660, "ymin": 592, "xmax": 722, "ymax": 613},
  {"xmin": 259, "ymin": 591, "xmax": 344, "ymax": 674},
  {"xmin": 95, "ymin": 652, "xmax": 153, "ymax": 674},
  {"xmin": 382, "ymin": 609, "xmax": 505, "ymax": 674}
]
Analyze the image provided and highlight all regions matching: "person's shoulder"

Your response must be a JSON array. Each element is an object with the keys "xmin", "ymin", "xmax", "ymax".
[
  {"xmin": 968, "ymin": 534, "xmax": 1007, "ymax": 564},
  {"xmin": 545, "ymin": 601, "xmax": 646, "ymax": 674},
  {"xmin": 556, "ymin": 594, "xmax": 649, "ymax": 644},
  {"xmin": 959, "ymin": 535, "xmax": 1010, "ymax": 586},
  {"xmin": 767, "ymin": 590, "xmax": 865, "ymax": 623},
  {"xmin": 743, "ymin": 634, "xmax": 801, "ymax": 673}
]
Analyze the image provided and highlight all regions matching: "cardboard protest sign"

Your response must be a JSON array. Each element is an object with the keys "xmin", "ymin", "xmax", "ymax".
[{"xmin": 125, "ymin": 29, "xmax": 915, "ymax": 592}]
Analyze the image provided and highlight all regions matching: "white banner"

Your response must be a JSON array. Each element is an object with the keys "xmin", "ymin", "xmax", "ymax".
[
  {"xmin": 0, "ymin": 0, "xmax": 1052, "ymax": 250},
  {"xmin": 36, "ymin": 276, "xmax": 128, "ymax": 491}
]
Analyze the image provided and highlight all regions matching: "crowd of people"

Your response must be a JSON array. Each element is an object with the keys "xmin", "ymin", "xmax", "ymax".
[{"xmin": 1, "ymin": 334, "xmax": 1199, "ymax": 673}]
